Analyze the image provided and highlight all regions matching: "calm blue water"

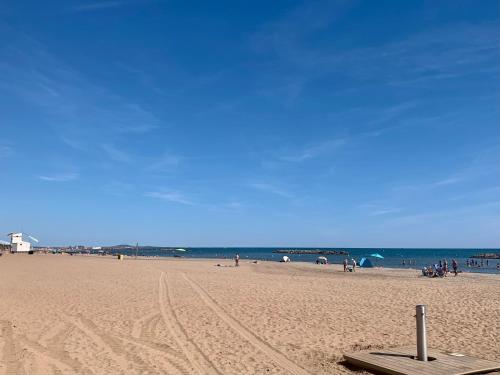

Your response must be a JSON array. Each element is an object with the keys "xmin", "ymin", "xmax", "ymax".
[{"xmin": 116, "ymin": 247, "xmax": 500, "ymax": 274}]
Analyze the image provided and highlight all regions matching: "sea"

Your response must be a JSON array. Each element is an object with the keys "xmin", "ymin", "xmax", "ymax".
[{"xmin": 115, "ymin": 247, "xmax": 500, "ymax": 274}]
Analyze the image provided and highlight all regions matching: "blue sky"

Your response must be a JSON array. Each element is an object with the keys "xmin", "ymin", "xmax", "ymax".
[{"xmin": 0, "ymin": 0, "xmax": 499, "ymax": 247}]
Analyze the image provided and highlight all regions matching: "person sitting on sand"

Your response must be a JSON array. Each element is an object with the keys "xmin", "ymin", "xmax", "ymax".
[
  {"xmin": 234, "ymin": 253, "xmax": 240, "ymax": 267},
  {"xmin": 435, "ymin": 264, "xmax": 445, "ymax": 277},
  {"xmin": 422, "ymin": 266, "xmax": 434, "ymax": 277}
]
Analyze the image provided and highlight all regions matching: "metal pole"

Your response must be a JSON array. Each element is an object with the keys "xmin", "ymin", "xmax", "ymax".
[{"xmin": 416, "ymin": 304, "xmax": 428, "ymax": 361}]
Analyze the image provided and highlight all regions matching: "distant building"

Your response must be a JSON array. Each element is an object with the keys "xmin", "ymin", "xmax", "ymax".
[{"xmin": 8, "ymin": 233, "xmax": 31, "ymax": 252}]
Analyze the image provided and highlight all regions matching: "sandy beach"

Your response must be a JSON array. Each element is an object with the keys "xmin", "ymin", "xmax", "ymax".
[{"xmin": 0, "ymin": 254, "xmax": 498, "ymax": 375}]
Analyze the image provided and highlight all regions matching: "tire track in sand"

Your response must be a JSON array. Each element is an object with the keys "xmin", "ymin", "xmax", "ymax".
[
  {"xmin": 131, "ymin": 311, "xmax": 157, "ymax": 339},
  {"xmin": 183, "ymin": 274, "xmax": 311, "ymax": 375},
  {"xmin": 158, "ymin": 272, "xmax": 221, "ymax": 375},
  {"xmin": 116, "ymin": 335, "xmax": 190, "ymax": 375},
  {"xmin": 69, "ymin": 316, "xmax": 142, "ymax": 374},
  {"xmin": 45, "ymin": 323, "xmax": 87, "ymax": 373},
  {"xmin": 0, "ymin": 320, "xmax": 25, "ymax": 375},
  {"xmin": 69, "ymin": 315, "xmax": 186, "ymax": 375},
  {"xmin": 18, "ymin": 336, "xmax": 77, "ymax": 374}
]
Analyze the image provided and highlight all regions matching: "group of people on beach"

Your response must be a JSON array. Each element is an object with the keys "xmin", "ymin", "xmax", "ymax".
[
  {"xmin": 466, "ymin": 258, "xmax": 494, "ymax": 268},
  {"xmin": 422, "ymin": 259, "xmax": 458, "ymax": 277},
  {"xmin": 342, "ymin": 258, "xmax": 356, "ymax": 272},
  {"xmin": 233, "ymin": 253, "xmax": 499, "ymax": 273},
  {"xmin": 401, "ymin": 259, "xmax": 416, "ymax": 266}
]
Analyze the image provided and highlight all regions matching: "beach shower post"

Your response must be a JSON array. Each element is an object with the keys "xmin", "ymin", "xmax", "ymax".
[{"xmin": 416, "ymin": 304, "xmax": 428, "ymax": 361}]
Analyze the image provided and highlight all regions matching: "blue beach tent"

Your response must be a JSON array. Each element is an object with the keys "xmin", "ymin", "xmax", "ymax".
[{"xmin": 359, "ymin": 257, "xmax": 374, "ymax": 268}]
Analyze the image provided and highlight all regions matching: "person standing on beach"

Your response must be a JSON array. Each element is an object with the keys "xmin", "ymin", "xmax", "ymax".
[
  {"xmin": 343, "ymin": 258, "xmax": 348, "ymax": 272},
  {"xmin": 452, "ymin": 259, "xmax": 458, "ymax": 276},
  {"xmin": 443, "ymin": 259, "xmax": 448, "ymax": 275},
  {"xmin": 234, "ymin": 253, "xmax": 240, "ymax": 267},
  {"xmin": 352, "ymin": 259, "xmax": 357, "ymax": 272}
]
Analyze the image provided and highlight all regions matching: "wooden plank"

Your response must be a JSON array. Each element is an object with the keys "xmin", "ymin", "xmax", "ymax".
[
  {"xmin": 398, "ymin": 346, "xmax": 494, "ymax": 363},
  {"xmin": 392, "ymin": 347, "xmax": 500, "ymax": 370},
  {"xmin": 401, "ymin": 347, "xmax": 500, "ymax": 373},
  {"xmin": 346, "ymin": 352, "xmax": 444, "ymax": 375},
  {"xmin": 344, "ymin": 356, "xmax": 405, "ymax": 375},
  {"xmin": 347, "ymin": 353, "xmax": 466, "ymax": 375},
  {"xmin": 344, "ymin": 346, "xmax": 500, "ymax": 375}
]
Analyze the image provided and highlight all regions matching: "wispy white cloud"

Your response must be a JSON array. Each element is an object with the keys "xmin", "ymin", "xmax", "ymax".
[
  {"xmin": 394, "ymin": 175, "xmax": 464, "ymax": 192},
  {"xmin": 222, "ymin": 201, "xmax": 244, "ymax": 210},
  {"xmin": 382, "ymin": 201, "xmax": 500, "ymax": 227},
  {"xmin": 360, "ymin": 101, "xmax": 418, "ymax": 136},
  {"xmin": 70, "ymin": 0, "xmax": 136, "ymax": 12},
  {"xmin": 359, "ymin": 203, "xmax": 402, "ymax": 217},
  {"xmin": 249, "ymin": 183, "xmax": 293, "ymax": 198},
  {"xmin": 205, "ymin": 201, "xmax": 246, "ymax": 212},
  {"xmin": 278, "ymin": 138, "xmax": 347, "ymax": 162},
  {"xmin": 0, "ymin": 31, "xmax": 161, "ymax": 156},
  {"xmin": 102, "ymin": 181, "xmax": 134, "ymax": 196},
  {"xmin": 393, "ymin": 149, "xmax": 499, "ymax": 194},
  {"xmin": 0, "ymin": 145, "xmax": 12, "ymax": 158},
  {"xmin": 250, "ymin": 1, "xmax": 353, "ymax": 63},
  {"xmin": 37, "ymin": 173, "xmax": 79, "ymax": 182},
  {"xmin": 144, "ymin": 191, "xmax": 194, "ymax": 205},
  {"xmin": 449, "ymin": 186, "xmax": 500, "ymax": 202},
  {"xmin": 370, "ymin": 208, "xmax": 402, "ymax": 216},
  {"xmin": 60, "ymin": 136, "xmax": 87, "ymax": 151},
  {"xmin": 248, "ymin": 2, "xmax": 356, "ymax": 104},
  {"xmin": 430, "ymin": 177, "xmax": 463, "ymax": 188},
  {"xmin": 101, "ymin": 144, "xmax": 133, "ymax": 163},
  {"xmin": 147, "ymin": 152, "xmax": 181, "ymax": 172},
  {"xmin": 363, "ymin": 112, "xmax": 458, "ymax": 138},
  {"xmin": 249, "ymin": 2, "xmax": 499, "ymax": 100},
  {"xmin": 113, "ymin": 103, "xmax": 159, "ymax": 133},
  {"xmin": 255, "ymin": 77, "xmax": 307, "ymax": 107}
]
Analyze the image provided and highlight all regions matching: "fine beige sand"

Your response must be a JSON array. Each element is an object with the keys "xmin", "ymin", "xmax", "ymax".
[{"xmin": 0, "ymin": 254, "xmax": 498, "ymax": 375}]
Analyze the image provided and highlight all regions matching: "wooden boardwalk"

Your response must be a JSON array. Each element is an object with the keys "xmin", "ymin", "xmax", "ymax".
[{"xmin": 344, "ymin": 346, "xmax": 500, "ymax": 375}]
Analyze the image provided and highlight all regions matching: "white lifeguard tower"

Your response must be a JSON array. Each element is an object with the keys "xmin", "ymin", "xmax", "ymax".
[{"xmin": 7, "ymin": 232, "xmax": 38, "ymax": 252}]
